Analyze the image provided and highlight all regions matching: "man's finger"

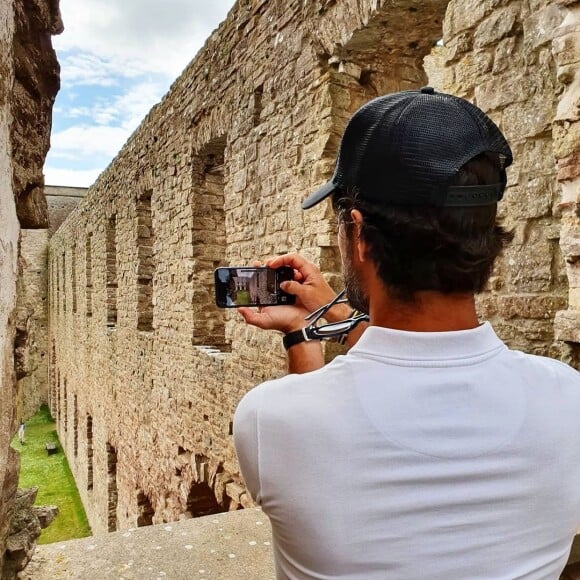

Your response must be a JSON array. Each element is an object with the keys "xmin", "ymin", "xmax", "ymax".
[
  {"xmin": 267, "ymin": 253, "xmax": 318, "ymax": 278},
  {"xmin": 280, "ymin": 280, "xmax": 307, "ymax": 297},
  {"xmin": 239, "ymin": 307, "xmax": 268, "ymax": 329}
]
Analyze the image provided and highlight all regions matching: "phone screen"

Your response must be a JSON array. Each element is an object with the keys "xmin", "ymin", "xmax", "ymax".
[{"xmin": 214, "ymin": 266, "xmax": 295, "ymax": 308}]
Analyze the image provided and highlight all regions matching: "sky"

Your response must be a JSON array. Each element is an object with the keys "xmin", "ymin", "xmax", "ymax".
[{"xmin": 45, "ymin": 0, "xmax": 236, "ymax": 188}]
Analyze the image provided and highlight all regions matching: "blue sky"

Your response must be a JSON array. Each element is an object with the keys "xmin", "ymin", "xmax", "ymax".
[{"xmin": 45, "ymin": 0, "xmax": 236, "ymax": 187}]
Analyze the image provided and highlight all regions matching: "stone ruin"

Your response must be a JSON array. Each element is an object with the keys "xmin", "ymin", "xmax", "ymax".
[
  {"xmin": 45, "ymin": 0, "xmax": 580, "ymax": 535},
  {"xmin": 1, "ymin": 0, "xmax": 579, "ymax": 575}
]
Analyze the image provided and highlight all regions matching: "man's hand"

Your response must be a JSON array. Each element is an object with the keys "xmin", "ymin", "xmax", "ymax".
[
  {"xmin": 238, "ymin": 254, "xmax": 365, "ymax": 375},
  {"xmin": 238, "ymin": 303, "xmax": 310, "ymax": 334},
  {"xmin": 238, "ymin": 253, "xmax": 349, "ymax": 333}
]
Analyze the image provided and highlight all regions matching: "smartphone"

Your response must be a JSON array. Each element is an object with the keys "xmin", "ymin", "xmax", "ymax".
[{"xmin": 214, "ymin": 266, "xmax": 296, "ymax": 308}]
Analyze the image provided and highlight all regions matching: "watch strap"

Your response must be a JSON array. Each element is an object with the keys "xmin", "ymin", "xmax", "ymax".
[{"xmin": 282, "ymin": 327, "xmax": 320, "ymax": 351}]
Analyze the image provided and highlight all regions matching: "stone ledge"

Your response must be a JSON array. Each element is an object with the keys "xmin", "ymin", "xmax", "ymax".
[
  {"xmin": 22, "ymin": 509, "xmax": 580, "ymax": 579},
  {"xmin": 193, "ymin": 345, "xmax": 232, "ymax": 360},
  {"xmin": 23, "ymin": 508, "xmax": 274, "ymax": 580}
]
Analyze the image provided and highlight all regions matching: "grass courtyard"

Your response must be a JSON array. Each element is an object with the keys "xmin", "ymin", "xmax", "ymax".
[{"xmin": 12, "ymin": 405, "xmax": 91, "ymax": 544}]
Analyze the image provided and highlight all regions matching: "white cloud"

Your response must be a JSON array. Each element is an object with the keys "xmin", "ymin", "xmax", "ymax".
[
  {"xmin": 58, "ymin": 53, "xmax": 129, "ymax": 86},
  {"xmin": 55, "ymin": 0, "xmax": 235, "ymax": 79},
  {"xmin": 44, "ymin": 167, "xmax": 102, "ymax": 188},
  {"xmin": 113, "ymin": 81, "xmax": 167, "ymax": 129},
  {"xmin": 58, "ymin": 80, "xmax": 166, "ymax": 129},
  {"xmin": 51, "ymin": 125, "xmax": 129, "ymax": 160},
  {"xmin": 46, "ymin": 0, "xmax": 236, "ymax": 189}
]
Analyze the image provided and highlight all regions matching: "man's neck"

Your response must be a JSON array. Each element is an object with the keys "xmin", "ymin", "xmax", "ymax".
[{"xmin": 369, "ymin": 286, "xmax": 480, "ymax": 332}]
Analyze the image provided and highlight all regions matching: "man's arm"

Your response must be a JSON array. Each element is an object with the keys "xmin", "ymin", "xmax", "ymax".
[
  {"xmin": 233, "ymin": 387, "xmax": 262, "ymax": 503},
  {"xmin": 239, "ymin": 253, "xmax": 368, "ymax": 373},
  {"xmin": 268, "ymin": 253, "xmax": 368, "ymax": 348},
  {"xmin": 238, "ymin": 304, "xmax": 325, "ymax": 373}
]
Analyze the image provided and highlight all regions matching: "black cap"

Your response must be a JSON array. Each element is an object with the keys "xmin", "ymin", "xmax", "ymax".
[{"xmin": 302, "ymin": 87, "xmax": 513, "ymax": 209}]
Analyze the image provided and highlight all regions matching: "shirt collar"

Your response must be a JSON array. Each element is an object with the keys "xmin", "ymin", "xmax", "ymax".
[{"xmin": 348, "ymin": 322, "xmax": 506, "ymax": 363}]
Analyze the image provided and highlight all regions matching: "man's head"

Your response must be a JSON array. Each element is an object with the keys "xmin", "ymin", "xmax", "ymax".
[{"xmin": 302, "ymin": 88, "xmax": 514, "ymax": 309}]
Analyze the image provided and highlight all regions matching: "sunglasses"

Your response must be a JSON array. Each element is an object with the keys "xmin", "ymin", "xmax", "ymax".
[{"xmin": 303, "ymin": 290, "xmax": 369, "ymax": 341}]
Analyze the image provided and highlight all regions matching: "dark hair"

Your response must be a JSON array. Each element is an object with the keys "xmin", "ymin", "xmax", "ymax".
[{"xmin": 332, "ymin": 152, "xmax": 514, "ymax": 302}]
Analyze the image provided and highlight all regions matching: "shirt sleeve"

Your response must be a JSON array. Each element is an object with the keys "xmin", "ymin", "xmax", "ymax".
[{"xmin": 233, "ymin": 386, "xmax": 263, "ymax": 504}]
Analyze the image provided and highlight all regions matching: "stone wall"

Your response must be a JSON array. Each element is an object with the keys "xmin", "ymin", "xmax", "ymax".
[
  {"xmin": 425, "ymin": 0, "xmax": 580, "ymax": 366},
  {"xmin": 11, "ymin": 0, "xmax": 62, "ymax": 229},
  {"xmin": 0, "ymin": 0, "xmax": 61, "ymax": 572},
  {"xmin": 48, "ymin": 0, "xmax": 448, "ymax": 534},
  {"xmin": 46, "ymin": 186, "xmax": 88, "ymax": 236},
  {"xmin": 0, "ymin": 0, "xmax": 21, "ymax": 564},
  {"xmin": 16, "ymin": 229, "xmax": 50, "ymax": 421},
  {"xmin": 16, "ymin": 186, "xmax": 86, "ymax": 422},
  {"xmin": 48, "ymin": 0, "xmax": 578, "ymax": 535},
  {"xmin": 553, "ymin": 1, "xmax": 580, "ymax": 350}
]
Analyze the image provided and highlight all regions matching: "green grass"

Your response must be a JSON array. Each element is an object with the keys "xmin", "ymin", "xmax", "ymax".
[{"xmin": 12, "ymin": 405, "xmax": 92, "ymax": 544}]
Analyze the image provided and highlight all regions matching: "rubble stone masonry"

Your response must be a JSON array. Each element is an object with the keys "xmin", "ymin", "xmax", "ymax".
[
  {"xmin": 426, "ymin": 0, "xmax": 580, "ymax": 363},
  {"xmin": 17, "ymin": 187, "xmax": 86, "ymax": 422},
  {"xmin": 0, "ymin": 0, "xmax": 21, "ymax": 562},
  {"xmin": 48, "ymin": 0, "xmax": 579, "ymax": 535}
]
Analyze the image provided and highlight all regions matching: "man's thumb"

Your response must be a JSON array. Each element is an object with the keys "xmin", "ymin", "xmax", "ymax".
[{"xmin": 280, "ymin": 280, "xmax": 303, "ymax": 296}]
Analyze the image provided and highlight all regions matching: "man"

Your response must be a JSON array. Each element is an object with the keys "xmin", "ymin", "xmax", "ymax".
[{"xmin": 234, "ymin": 88, "xmax": 580, "ymax": 579}]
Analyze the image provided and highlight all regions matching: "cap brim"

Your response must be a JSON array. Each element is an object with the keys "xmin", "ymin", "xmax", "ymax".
[{"xmin": 301, "ymin": 180, "xmax": 336, "ymax": 209}]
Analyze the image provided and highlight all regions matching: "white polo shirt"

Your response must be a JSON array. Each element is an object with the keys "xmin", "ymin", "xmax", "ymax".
[{"xmin": 234, "ymin": 323, "xmax": 580, "ymax": 579}]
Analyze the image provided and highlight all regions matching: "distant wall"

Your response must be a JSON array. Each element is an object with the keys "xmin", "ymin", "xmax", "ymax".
[
  {"xmin": 0, "ymin": 0, "xmax": 62, "ymax": 573},
  {"xmin": 16, "ymin": 229, "xmax": 50, "ymax": 419},
  {"xmin": 48, "ymin": 0, "xmax": 579, "ymax": 536},
  {"xmin": 46, "ymin": 186, "xmax": 88, "ymax": 235},
  {"xmin": 16, "ymin": 186, "xmax": 86, "ymax": 421}
]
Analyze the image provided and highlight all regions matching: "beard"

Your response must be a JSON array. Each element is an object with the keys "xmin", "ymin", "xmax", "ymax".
[{"xmin": 342, "ymin": 250, "xmax": 369, "ymax": 315}]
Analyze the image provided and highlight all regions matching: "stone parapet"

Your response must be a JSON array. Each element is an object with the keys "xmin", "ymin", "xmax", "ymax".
[{"xmin": 25, "ymin": 508, "xmax": 274, "ymax": 580}]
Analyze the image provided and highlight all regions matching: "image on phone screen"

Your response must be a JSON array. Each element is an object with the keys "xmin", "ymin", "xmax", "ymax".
[{"xmin": 214, "ymin": 267, "xmax": 295, "ymax": 308}]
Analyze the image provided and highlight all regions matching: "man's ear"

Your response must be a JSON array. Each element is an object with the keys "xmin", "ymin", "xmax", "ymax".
[{"xmin": 349, "ymin": 209, "xmax": 367, "ymax": 263}]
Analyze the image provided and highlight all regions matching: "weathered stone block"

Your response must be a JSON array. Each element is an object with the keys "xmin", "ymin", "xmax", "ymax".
[
  {"xmin": 474, "ymin": 72, "xmax": 529, "ymax": 112},
  {"xmin": 505, "ymin": 239, "xmax": 555, "ymax": 292},
  {"xmin": 524, "ymin": 3, "xmax": 565, "ymax": 52},
  {"xmin": 475, "ymin": 5, "xmax": 519, "ymax": 48},
  {"xmin": 553, "ymin": 30, "xmax": 580, "ymax": 66},
  {"xmin": 506, "ymin": 177, "xmax": 554, "ymax": 219},
  {"xmin": 555, "ymin": 309, "xmax": 580, "ymax": 342},
  {"xmin": 560, "ymin": 225, "xmax": 580, "ymax": 257},
  {"xmin": 443, "ymin": 32, "xmax": 473, "ymax": 63},
  {"xmin": 499, "ymin": 294, "xmax": 568, "ymax": 319},
  {"xmin": 443, "ymin": 0, "xmax": 509, "ymax": 38},
  {"xmin": 553, "ymin": 120, "xmax": 580, "ymax": 158},
  {"xmin": 565, "ymin": 261, "xmax": 580, "ymax": 289},
  {"xmin": 454, "ymin": 51, "xmax": 494, "ymax": 88},
  {"xmin": 338, "ymin": 61, "xmax": 362, "ymax": 80},
  {"xmin": 493, "ymin": 36, "xmax": 519, "ymax": 73}
]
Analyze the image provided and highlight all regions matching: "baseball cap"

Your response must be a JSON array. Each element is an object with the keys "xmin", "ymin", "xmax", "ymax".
[{"xmin": 302, "ymin": 87, "xmax": 512, "ymax": 209}]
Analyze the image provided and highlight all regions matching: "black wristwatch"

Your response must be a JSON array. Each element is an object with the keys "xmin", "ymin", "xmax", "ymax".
[{"xmin": 282, "ymin": 328, "xmax": 320, "ymax": 351}]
